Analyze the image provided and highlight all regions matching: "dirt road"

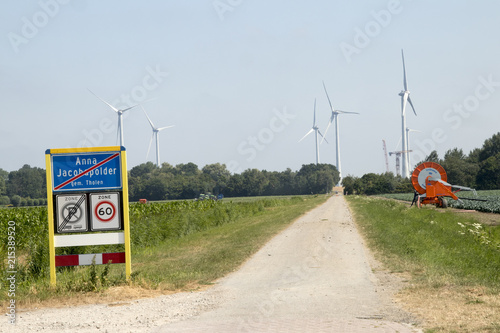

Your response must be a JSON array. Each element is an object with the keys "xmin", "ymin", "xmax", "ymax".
[{"xmin": 9, "ymin": 195, "xmax": 422, "ymax": 333}]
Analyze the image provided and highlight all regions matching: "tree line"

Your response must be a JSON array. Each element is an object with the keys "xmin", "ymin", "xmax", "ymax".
[
  {"xmin": 2, "ymin": 132, "xmax": 499, "ymax": 205},
  {"xmin": 343, "ymin": 132, "xmax": 500, "ymax": 195},
  {"xmin": 128, "ymin": 162, "xmax": 340, "ymax": 201},
  {"xmin": 0, "ymin": 162, "xmax": 340, "ymax": 205}
]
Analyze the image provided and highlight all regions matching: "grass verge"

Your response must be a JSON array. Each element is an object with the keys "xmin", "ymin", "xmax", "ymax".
[
  {"xmin": 346, "ymin": 195, "xmax": 500, "ymax": 333},
  {"xmin": 3, "ymin": 195, "xmax": 327, "ymax": 309}
]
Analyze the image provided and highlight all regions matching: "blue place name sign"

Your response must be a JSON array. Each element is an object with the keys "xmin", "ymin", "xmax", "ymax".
[{"xmin": 51, "ymin": 152, "xmax": 122, "ymax": 192}]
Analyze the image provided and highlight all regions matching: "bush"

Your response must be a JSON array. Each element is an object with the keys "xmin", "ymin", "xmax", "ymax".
[
  {"xmin": 10, "ymin": 195, "xmax": 21, "ymax": 207},
  {"xmin": 0, "ymin": 196, "xmax": 10, "ymax": 205}
]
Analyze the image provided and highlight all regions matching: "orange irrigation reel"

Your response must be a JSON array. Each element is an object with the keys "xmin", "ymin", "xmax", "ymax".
[{"xmin": 411, "ymin": 162, "xmax": 478, "ymax": 208}]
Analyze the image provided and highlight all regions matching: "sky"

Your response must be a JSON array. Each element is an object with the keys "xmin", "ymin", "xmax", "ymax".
[{"xmin": 1, "ymin": 1, "xmax": 500, "ymax": 178}]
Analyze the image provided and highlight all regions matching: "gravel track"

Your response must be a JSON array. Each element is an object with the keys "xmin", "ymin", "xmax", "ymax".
[{"xmin": 6, "ymin": 195, "xmax": 422, "ymax": 333}]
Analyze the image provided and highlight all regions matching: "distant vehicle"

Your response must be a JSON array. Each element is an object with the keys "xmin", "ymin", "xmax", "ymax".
[{"xmin": 195, "ymin": 193, "xmax": 218, "ymax": 201}]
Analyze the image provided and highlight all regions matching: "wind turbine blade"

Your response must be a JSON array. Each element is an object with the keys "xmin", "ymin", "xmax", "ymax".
[
  {"xmin": 141, "ymin": 105, "xmax": 155, "ymax": 129},
  {"xmin": 407, "ymin": 96, "xmax": 417, "ymax": 116},
  {"xmin": 337, "ymin": 110, "xmax": 359, "ymax": 115},
  {"xmin": 313, "ymin": 98, "xmax": 316, "ymax": 127},
  {"xmin": 88, "ymin": 89, "xmax": 119, "ymax": 113},
  {"xmin": 401, "ymin": 49, "xmax": 408, "ymax": 91},
  {"xmin": 146, "ymin": 133, "xmax": 154, "ymax": 158},
  {"xmin": 318, "ymin": 130, "xmax": 329, "ymax": 144},
  {"xmin": 121, "ymin": 104, "xmax": 139, "ymax": 113},
  {"xmin": 321, "ymin": 119, "xmax": 333, "ymax": 144},
  {"xmin": 299, "ymin": 129, "xmax": 314, "ymax": 143},
  {"xmin": 322, "ymin": 81, "xmax": 334, "ymax": 112},
  {"xmin": 401, "ymin": 92, "xmax": 408, "ymax": 116},
  {"xmin": 157, "ymin": 125, "xmax": 174, "ymax": 131},
  {"xmin": 395, "ymin": 136, "xmax": 402, "ymax": 150}
]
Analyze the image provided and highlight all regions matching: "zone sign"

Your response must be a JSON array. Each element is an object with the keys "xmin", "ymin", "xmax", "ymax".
[
  {"xmin": 89, "ymin": 192, "xmax": 121, "ymax": 231},
  {"xmin": 55, "ymin": 194, "xmax": 88, "ymax": 233}
]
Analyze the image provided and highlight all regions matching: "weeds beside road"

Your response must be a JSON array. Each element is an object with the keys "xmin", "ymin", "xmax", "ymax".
[{"xmin": 346, "ymin": 195, "xmax": 500, "ymax": 333}]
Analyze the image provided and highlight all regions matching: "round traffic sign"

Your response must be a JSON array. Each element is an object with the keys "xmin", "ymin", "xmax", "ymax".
[
  {"xmin": 62, "ymin": 202, "xmax": 83, "ymax": 223},
  {"xmin": 94, "ymin": 201, "xmax": 116, "ymax": 222}
]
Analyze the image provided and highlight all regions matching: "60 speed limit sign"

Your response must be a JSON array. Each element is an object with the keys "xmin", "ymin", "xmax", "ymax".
[{"xmin": 89, "ymin": 192, "xmax": 121, "ymax": 231}]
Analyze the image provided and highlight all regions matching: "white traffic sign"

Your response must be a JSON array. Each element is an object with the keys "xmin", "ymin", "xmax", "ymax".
[
  {"xmin": 56, "ymin": 194, "xmax": 88, "ymax": 233},
  {"xmin": 90, "ymin": 192, "xmax": 121, "ymax": 231}
]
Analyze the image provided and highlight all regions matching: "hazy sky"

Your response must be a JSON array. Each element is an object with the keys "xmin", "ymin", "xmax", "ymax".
[{"xmin": 1, "ymin": 1, "xmax": 499, "ymax": 177}]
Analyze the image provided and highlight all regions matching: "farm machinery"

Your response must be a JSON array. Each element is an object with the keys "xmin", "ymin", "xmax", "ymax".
[{"xmin": 410, "ymin": 162, "xmax": 484, "ymax": 208}]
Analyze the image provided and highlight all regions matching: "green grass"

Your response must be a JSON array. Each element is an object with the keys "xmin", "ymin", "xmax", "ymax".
[
  {"xmin": 346, "ymin": 196, "xmax": 500, "ymax": 289},
  {"xmin": 1, "ymin": 195, "xmax": 328, "ymax": 305}
]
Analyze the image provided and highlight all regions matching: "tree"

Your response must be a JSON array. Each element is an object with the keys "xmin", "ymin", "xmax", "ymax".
[
  {"xmin": 441, "ymin": 148, "xmax": 478, "ymax": 187},
  {"xmin": 175, "ymin": 163, "xmax": 200, "ymax": 176},
  {"xmin": 478, "ymin": 132, "xmax": 500, "ymax": 162},
  {"xmin": 202, "ymin": 163, "xmax": 231, "ymax": 195},
  {"xmin": 6, "ymin": 165, "xmax": 46, "ymax": 199},
  {"xmin": 0, "ymin": 168, "xmax": 7, "ymax": 196},
  {"xmin": 130, "ymin": 162, "xmax": 157, "ymax": 178},
  {"xmin": 226, "ymin": 173, "xmax": 244, "ymax": 197},
  {"xmin": 475, "ymin": 132, "xmax": 500, "ymax": 190},
  {"xmin": 241, "ymin": 169, "xmax": 269, "ymax": 196},
  {"xmin": 295, "ymin": 164, "xmax": 339, "ymax": 194},
  {"xmin": 476, "ymin": 155, "xmax": 500, "ymax": 190}
]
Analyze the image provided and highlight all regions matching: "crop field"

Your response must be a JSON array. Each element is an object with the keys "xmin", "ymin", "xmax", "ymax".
[
  {"xmin": 0, "ymin": 195, "xmax": 324, "ymax": 304},
  {"xmin": 378, "ymin": 190, "xmax": 500, "ymax": 213}
]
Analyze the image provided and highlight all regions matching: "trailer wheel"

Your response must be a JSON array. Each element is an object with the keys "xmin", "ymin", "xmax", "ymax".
[{"xmin": 437, "ymin": 197, "xmax": 448, "ymax": 208}]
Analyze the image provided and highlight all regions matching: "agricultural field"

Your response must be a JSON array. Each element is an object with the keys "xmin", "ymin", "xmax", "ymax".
[
  {"xmin": 0, "ymin": 195, "xmax": 325, "ymax": 305},
  {"xmin": 378, "ymin": 190, "xmax": 500, "ymax": 214}
]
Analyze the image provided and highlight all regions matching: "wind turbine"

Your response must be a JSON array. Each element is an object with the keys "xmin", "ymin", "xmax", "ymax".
[
  {"xmin": 406, "ymin": 127, "xmax": 421, "ymax": 170},
  {"xmin": 399, "ymin": 49, "xmax": 417, "ymax": 178},
  {"xmin": 142, "ymin": 106, "xmax": 174, "ymax": 167},
  {"xmin": 321, "ymin": 81, "xmax": 359, "ymax": 186},
  {"xmin": 88, "ymin": 89, "xmax": 139, "ymax": 147},
  {"xmin": 299, "ymin": 99, "xmax": 327, "ymax": 164}
]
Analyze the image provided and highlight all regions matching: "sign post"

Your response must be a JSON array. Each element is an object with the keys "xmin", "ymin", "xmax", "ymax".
[{"xmin": 45, "ymin": 146, "xmax": 131, "ymax": 286}]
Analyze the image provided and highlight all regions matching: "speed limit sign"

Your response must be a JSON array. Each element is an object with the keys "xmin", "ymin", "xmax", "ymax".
[{"xmin": 89, "ymin": 192, "xmax": 121, "ymax": 231}]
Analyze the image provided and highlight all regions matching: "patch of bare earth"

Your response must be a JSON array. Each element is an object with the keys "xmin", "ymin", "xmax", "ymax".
[
  {"xmin": 397, "ymin": 285, "xmax": 500, "ymax": 332},
  {"xmin": 15, "ymin": 285, "xmax": 195, "ymax": 311}
]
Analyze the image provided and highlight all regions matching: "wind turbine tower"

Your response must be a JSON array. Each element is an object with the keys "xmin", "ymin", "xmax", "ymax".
[
  {"xmin": 398, "ymin": 50, "xmax": 417, "ymax": 178},
  {"xmin": 322, "ymin": 81, "xmax": 359, "ymax": 186},
  {"xmin": 382, "ymin": 140, "xmax": 390, "ymax": 173},
  {"xmin": 142, "ymin": 106, "xmax": 174, "ymax": 167},
  {"xmin": 299, "ymin": 99, "xmax": 327, "ymax": 164},
  {"xmin": 406, "ymin": 127, "xmax": 420, "ymax": 171},
  {"xmin": 88, "ymin": 89, "xmax": 139, "ymax": 147}
]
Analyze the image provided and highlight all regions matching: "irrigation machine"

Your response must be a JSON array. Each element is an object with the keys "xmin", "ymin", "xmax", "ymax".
[{"xmin": 410, "ymin": 162, "xmax": 485, "ymax": 208}]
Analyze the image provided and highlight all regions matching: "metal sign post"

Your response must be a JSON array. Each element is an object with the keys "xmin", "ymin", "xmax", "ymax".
[{"xmin": 45, "ymin": 146, "xmax": 131, "ymax": 286}]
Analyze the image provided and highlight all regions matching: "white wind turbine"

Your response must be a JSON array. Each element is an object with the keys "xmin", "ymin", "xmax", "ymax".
[
  {"xmin": 88, "ymin": 89, "xmax": 139, "ymax": 147},
  {"xmin": 299, "ymin": 99, "xmax": 328, "ymax": 164},
  {"xmin": 399, "ymin": 49, "xmax": 417, "ymax": 178},
  {"xmin": 321, "ymin": 81, "xmax": 359, "ymax": 186},
  {"xmin": 142, "ymin": 106, "xmax": 174, "ymax": 167}
]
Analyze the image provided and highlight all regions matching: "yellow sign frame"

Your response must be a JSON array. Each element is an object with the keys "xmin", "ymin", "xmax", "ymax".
[{"xmin": 45, "ymin": 146, "xmax": 131, "ymax": 286}]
